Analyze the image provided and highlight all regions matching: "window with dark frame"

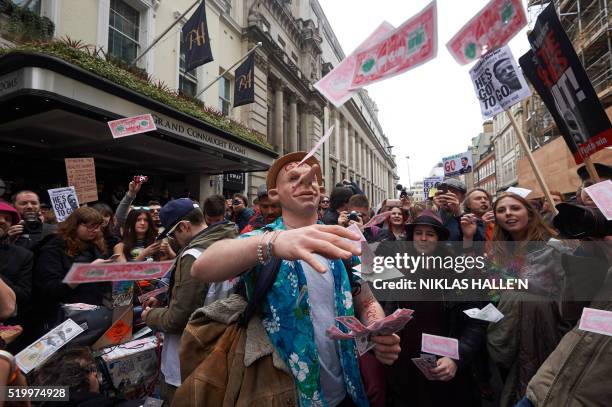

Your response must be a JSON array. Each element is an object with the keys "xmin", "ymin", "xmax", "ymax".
[
  {"xmin": 179, "ymin": 33, "xmax": 198, "ymax": 97},
  {"xmin": 218, "ymin": 76, "xmax": 231, "ymax": 116},
  {"xmin": 108, "ymin": 0, "xmax": 141, "ymax": 64}
]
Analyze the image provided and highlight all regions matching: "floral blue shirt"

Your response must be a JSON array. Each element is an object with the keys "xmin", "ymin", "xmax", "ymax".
[{"xmin": 240, "ymin": 217, "xmax": 369, "ymax": 407}]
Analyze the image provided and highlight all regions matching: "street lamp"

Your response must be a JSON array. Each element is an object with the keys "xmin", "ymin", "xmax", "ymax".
[{"xmin": 405, "ymin": 155, "xmax": 412, "ymax": 190}]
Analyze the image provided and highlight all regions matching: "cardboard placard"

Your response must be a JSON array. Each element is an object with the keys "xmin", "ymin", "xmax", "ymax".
[{"xmin": 65, "ymin": 157, "xmax": 98, "ymax": 203}]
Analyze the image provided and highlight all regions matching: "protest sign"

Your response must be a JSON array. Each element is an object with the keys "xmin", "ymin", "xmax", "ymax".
[
  {"xmin": 48, "ymin": 186, "xmax": 79, "ymax": 223},
  {"xmin": 584, "ymin": 180, "xmax": 612, "ymax": 221},
  {"xmin": 423, "ymin": 176, "xmax": 443, "ymax": 200},
  {"xmin": 350, "ymin": 1, "xmax": 437, "ymax": 89},
  {"xmin": 16, "ymin": 319, "xmax": 84, "ymax": 374},
  {"xmin": 108, "ymin": 114, "xmax": 156, "ymax": 139},
  {"xmin": 519, "ymin": 3, "xmax": 612, "ymax": 165},
  {"xmin": 469, "ymin": 45, "xmax": 531, "ymax": 119},
  {"xmin": 314, "ymin": 22, "xmax": 394, "ymax": 107},
  {"xmin": 65, "ymin": 157, "xmax": 98, "ymax": 203},
  {"xmin": 62, "ymin": 261, "xmax": 174, "ymax": 284},
  {"xmin": 447, "ymin": 0, "xmax": 527, "ymax": 65},
  {"xmin": 442, "ymin": 151, "xmax": 473, "ymax": 177}
]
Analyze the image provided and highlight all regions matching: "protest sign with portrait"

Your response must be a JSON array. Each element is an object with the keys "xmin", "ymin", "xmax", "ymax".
[
  {"xmin": 443, "ymin": 151, "xmax": 473, "ymax": 177},
  {"xmin": 48, "ymin": 186, "xmax": 79, "ymax": 222},
  {"xmin": 469, "ymin": 45, "xmax": 531, "ymax": 119}
]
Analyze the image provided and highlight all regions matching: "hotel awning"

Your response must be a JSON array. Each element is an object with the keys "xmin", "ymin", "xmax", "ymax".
[{"xmin": 0, "ymin": 51, "xmax": 276, "ymax": 175}]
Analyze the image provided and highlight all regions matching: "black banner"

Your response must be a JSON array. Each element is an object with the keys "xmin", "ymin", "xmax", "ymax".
[
  {"xmin": 233, "ymin": 53, "xmax": 255, "ymax": 107},
  {"xmin": 223, "ymin": 172, "xmax": 245, "ymax": 190},
  {"xmin": 182, "ymin": 0, "xmax": 213, "ymax": 72},
  {"xmin": 519, "ymin": 3, "xmax": 611, "ymax": 164}
]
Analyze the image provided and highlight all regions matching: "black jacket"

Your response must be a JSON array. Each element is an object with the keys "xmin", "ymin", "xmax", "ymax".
[
  {"xmin": 14, "ymin": 222, "xmax": 56, "ymax": 251},
  {"xmin": 33, "ymin": 235, "xmax": 108, "ymax": 329},
  {"xmin": 0, "ymin": 242, "xmax": 33, "ymax": 321},
  {"xmin": 322, "ymin": 208, "xmax": 340, "ymax": 225}
]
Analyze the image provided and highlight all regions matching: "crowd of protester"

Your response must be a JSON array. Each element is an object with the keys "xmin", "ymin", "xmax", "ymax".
[{"xmin": 0, "ymin": 157, "xmax": 610, "ymax": 407}]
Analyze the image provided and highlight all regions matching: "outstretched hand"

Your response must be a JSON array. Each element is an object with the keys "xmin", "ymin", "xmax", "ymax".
[{"xmin": 271, "ymin": 224, "xmax": 361, "ymax": 273}]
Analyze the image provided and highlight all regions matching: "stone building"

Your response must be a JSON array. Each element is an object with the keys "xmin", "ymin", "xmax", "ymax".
[{"xmin": 0, "ymin": 0, "xmax": 395, "ymax": 205}]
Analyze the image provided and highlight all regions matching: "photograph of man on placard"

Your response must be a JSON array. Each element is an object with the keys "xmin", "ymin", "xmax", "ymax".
[
  {"xmin": 459, "ymin": 156, "xmax": 472, "ymax": 174},
  {"xmin": 493, "ymin": 58, "xmax": 521, "ymax": 93}
]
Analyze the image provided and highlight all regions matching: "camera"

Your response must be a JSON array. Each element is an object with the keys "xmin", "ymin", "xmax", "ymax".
[
  {"xmin": 133, "ymin": 175, "xmax": 148, "ymax": 183},
  {"xmin": 348, "ymin": 211, "xmax": 360, "ymax": 222},
  {"xmin": 437, "ymin": 183, "xmax": 449, "ymax": 194},
  {"xmin": 22, "ymin": 212, "xmax": 42, "ymax": 234},
  {"xmin": 232, "ymin": 199, "xmax": 242, "ymax": 206},
  {"xmin": 396, "ymin": 184, "xmax": 411, "ymax": 198},
  {"xmin": 554, "ymin": 203, "xmax": 611, "ymax": 238}
]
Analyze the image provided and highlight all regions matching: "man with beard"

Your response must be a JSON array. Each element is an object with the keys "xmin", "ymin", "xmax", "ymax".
[
  {"xmin": 148, "ymin": 201, "xmax": 163, "ymax": 234},
  {"xmin": 463, "ymin": 188, "xmax": 494, "ymax": 241},
  {"xmin": 8, "ymin": 190, "xmax": 56, "ymax": 251},
  {"xmin": 240, "ymin": 185, "xmax": 282, "ymax": 234}
]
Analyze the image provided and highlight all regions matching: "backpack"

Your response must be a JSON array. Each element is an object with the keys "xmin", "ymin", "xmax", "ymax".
[
  {"xmin": 174, "ymin": 256, "xmax": 297, "ymax": 407},
  {"xmin": 175, "ymin": 254, "xmax": 359, "ymax": 406}
]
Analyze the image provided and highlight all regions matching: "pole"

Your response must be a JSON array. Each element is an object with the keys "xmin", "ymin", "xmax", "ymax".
[
  {"xmin": 505, "ymin": 109, "xmax": 558, "ymax": 216},
  {"xmin": 582, "ymin": 157, "xmax": 601, "ymax": 183},
  {"xmin": 130, "ymin": 0, "xmax": 200, "ymax": 67},
  {"xmin": 194, "ymin": 42, "xmax": 262, "ymax": 99}
]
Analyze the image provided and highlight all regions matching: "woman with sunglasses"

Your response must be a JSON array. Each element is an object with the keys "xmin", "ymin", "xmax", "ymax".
[
  {"xmin": 33, "ymin": 207, "xmax": 109, "ymax": 332},
  {"xmin": 318, "ymin": 195, "xmax": 330, "ymax": 220},
  {"xmin": 113, "ymin": 208, "xmax": 160, "ymax": 262}
]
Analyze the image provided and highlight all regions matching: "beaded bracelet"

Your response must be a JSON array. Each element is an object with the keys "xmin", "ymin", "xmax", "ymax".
[{"xmin": 257, "ymin": 231, "xmax": 272, "ymax": 265}]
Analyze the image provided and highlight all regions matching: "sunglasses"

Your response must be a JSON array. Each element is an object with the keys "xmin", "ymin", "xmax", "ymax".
[
  {"xmin": 132, "ymin": 206, "xmax": 150, "ymax": 211},
  {"xmin": 166, "ymin": 220, "xmax": 190, "ymax": 241}
]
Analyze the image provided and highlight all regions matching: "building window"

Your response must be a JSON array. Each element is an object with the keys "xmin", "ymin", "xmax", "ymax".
[
  {"xmin": 108, "ymin": 0, "xmax": 140, "ymax": 63},
  {"xmin": 218, "ymin": 76, "xmax": 231, "ymax": 115},
  {"xmin": 179, "ymin": 34, "xmax": 198, "ymax": 97},
  {"xmin": 277, "ymin": 36, "xmax": 286, "ymax": 49}
]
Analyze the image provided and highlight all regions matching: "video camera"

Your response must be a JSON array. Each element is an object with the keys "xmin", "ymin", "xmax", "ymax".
[
  {"xmin": 553, "ymin": 203, "xmax": 611, "ymax": 238},
  {"xmin": 396, "ymin": 184, "xmax": 412, "ymax": 198}
]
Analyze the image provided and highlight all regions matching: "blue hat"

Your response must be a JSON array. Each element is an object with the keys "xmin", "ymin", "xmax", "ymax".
[{"xmin": 158, "ymin": 198, "xmax": 200, "ymax": 239}]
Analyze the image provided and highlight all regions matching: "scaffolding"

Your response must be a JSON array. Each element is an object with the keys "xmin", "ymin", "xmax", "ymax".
[{"xmin": 525, "ymin": 0, "xmax": 611, "ymax": 150}]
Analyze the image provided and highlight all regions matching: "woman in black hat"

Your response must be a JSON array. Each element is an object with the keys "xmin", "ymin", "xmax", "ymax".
[{"xmin": 383, "ymin": 210, "xmax": 487, "ymax": 407}]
